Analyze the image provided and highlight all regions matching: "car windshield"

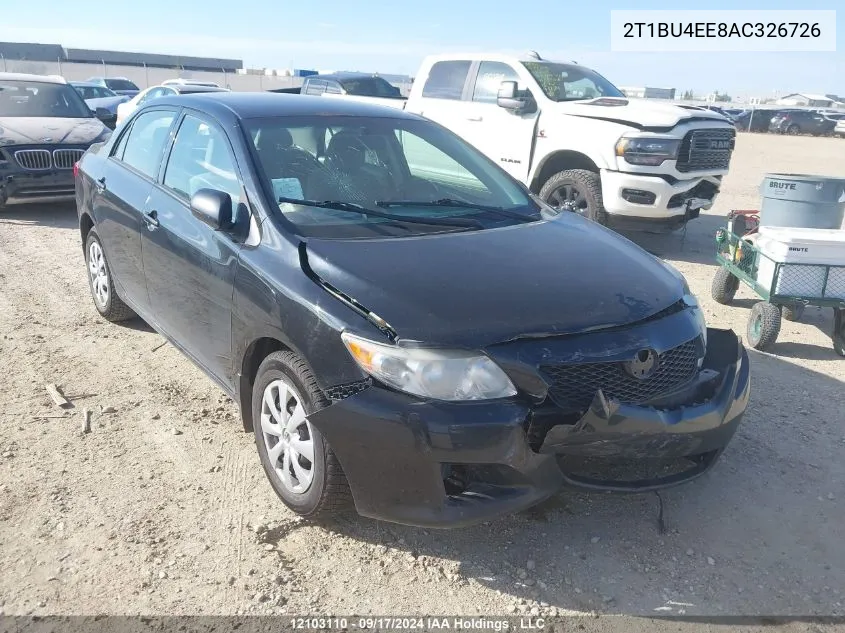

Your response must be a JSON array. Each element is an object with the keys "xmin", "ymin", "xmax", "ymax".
[
  {"xmin": 75, "ymin": 85, "xmax": 116, "ymax": 99},
  {"xmin": 339, "ymin": 77, "xmax": 401, "ymax": 98},
  {"xmin": 522, "ymin": 62, "xmax": 625, "ymax": 102},
  {"xmin": 245, "ymin": 115, "xmax": 540, "ymax": 238},
  {"xmin": 0, "ymin": 80, "xmax": 93, "ymax": 118},
  {"xmin": 105, "ymin": 79, "xmax": 138, "ymax": 91}
]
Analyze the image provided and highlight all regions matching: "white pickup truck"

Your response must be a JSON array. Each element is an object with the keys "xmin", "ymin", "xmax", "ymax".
[{"xmin": 402, "ymin": 52, "xmax": 737, "ymax": 229}]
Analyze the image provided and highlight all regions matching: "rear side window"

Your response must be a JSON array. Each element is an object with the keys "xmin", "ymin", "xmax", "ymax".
[
  {"xmin": 472, "ymin": 62, "xmax": 519, "ymax": 103},
  {"xmin": 304, "ymin": 80, "xmax": 326, "ymax": 96},
  {"xmin": 421, "ymin": 61, "xmax": 471, "ymax": 100},
  {"xmin": 163, "ymin": 114, "xmax": 241, "ymax": 202},
  {"xmin": 117, "ymin": 110, "xmax": 176, "ymax": 179}
]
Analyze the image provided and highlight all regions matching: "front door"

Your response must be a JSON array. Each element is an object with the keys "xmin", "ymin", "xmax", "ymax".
[
  {"xmin": 459, "ymin": 61, "xmax": 538, "ymax": 182},
  {"xmin": 140, "ymin": 112, "xmax": 244, "ymax": 389},
  {"xmin": 92, "ymin": 108, "xmax": 178, "ymax": 312}
]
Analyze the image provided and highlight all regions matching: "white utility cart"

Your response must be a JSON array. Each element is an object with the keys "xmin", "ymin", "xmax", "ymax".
[{"xmin": 711, "ymin": 174, "xmax": 845, "ymax": 356}]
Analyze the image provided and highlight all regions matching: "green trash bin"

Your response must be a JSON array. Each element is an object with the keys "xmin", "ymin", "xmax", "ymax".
[{"xmin": 759, "ymin": 174, "xmax": 845, "ymax": 230}]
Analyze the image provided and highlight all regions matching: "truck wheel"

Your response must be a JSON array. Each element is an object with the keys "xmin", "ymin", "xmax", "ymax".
[
  {"xmin": 747, "ymin": 301, "xmax": 781, "ymax": 351},
  {"xmin": 780, "ymin": 303, "xmax": 805, "ymax": 322},
  {"xmin": 539, "ymin": 169, "xmax": 607, "ymax": 225},
  {"xmin": 711, "ymin": 267, "xmax": 739, "ymax": 305},
  {"xmin": 252, "ymin": 351, "xmax": 353, "ymax": 521}
]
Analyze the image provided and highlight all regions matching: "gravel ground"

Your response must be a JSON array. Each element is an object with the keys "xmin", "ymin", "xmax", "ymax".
[{"xmin": 0, "ymin": 132, "xmax": 843, "ymax": 618}]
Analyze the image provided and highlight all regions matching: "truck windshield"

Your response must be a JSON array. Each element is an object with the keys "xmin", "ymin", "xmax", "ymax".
[
  {"xmin": 0, "ymin": 80, "xmax": 93, "ymax": 118},
  {"xmin": 245, "ymin": 115, "xmax": 541, "ymax": 238},
  {"xmin": 522, "ymin": 62, "xmax": 625, "ymax": 102},
  {"xmin": 338, "ymin": 77, "xmax": 402, "ymax": 98},
  {"xmin": 105, "ymin": 79, "xmax": 139, "ymax": 92}
]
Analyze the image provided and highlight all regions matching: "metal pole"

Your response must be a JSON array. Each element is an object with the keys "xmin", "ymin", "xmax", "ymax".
[
  {"xmin": 58, "ymin": 56, "xmax": 62, "ymax": 76},
  {"xmin": 748, "ymin": 105, "xmax": 754, "ymax": 133},
  {"xmin": 2, "ymin": 54, "xmax": 6, "ymax": 72},
  {"xmin": 144, "ymin": 62, "xmax": 149, "ymax": 87},
  {"xmin": 102, "ymin": 59, "xmax": 106, "ymax": 77}
]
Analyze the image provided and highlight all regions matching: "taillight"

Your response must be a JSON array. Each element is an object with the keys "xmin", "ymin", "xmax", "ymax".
[{"xmin": 73, "ymin": 162, "xmax": 79, "ymax": 178}]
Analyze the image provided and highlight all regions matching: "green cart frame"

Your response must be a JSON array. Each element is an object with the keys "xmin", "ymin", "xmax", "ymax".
[{"xmin": 712, "ymin": 226, "xmax": 845, "ymax": 356}]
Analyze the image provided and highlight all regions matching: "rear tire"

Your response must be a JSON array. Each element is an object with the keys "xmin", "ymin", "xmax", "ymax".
[
  {"xmin": 539, "ymin": 169, "xmax": 607, "ymax": 225},
  {"xmin": 84, "ymin": 229, "xmax": 136, "ymax": 322},
  {"xmin": 711, "ymin": 267, "xmax": 740, "ymax": 305},
  {"xmin": 252, "ymin": 351, "xmax": 353, "ymax": 520},
  {"xmin": 747, "ymin": 301, "xmax": 781, "ymax": 351},
  {"xmin": 786, "ymin": 124, "xmax": 800, "ymax": 135}
]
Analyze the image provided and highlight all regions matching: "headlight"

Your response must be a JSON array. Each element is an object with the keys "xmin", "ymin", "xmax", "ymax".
[
  {"xmin": 615, "ymin": 135, "xmax": 681, "ymax": 166},
  {"xmin": 341, "ymin": 332, "xmax": 517, "ymax": 401}
]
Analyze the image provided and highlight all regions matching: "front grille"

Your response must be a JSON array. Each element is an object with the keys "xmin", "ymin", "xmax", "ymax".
[
  {"xmin": 53, "ymin": 148, "xmax": 84, "ymax": 169},
  {"xmin": 540, "ymin": 338, "xmax": 700, "ymax": 411},
  {"xmin": 14, "ymin": 149, "xmax": 52, "ymax": 170},
  {"xmin": 676, "ymin": 128, "xmax": 735, "ymax": 173}
]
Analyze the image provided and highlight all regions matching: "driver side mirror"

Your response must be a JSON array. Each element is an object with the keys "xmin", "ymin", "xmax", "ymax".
[
  {"xmin": 190, "ymin": 188, "xmax": 233, "ymax": 231},
  {"xmin": 94, "ymin": 107, "xmax": 114, "ymax": 122},
  {"xmin": 497, "ymin": 81, "xmax": 536, "ymax": 115}
]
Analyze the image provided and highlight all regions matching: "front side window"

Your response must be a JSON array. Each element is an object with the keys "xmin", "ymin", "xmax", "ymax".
[
  {"xmin": 163, "ymin": 114, "xmax": 241, "ymax": 202},
  {"xmin": 117, "ymin": 109, "xmax": 176, "ymax": 178},
  {"xmin": 472, "ymin": 62, "xmax": 520, "ymax": 104},
  {"xmin": 522, "ymin": 62, "xmax": 624, "ymax": 102},
  {"xmin": 246, "ymin": 115, "xmax": 538, "ymax": 238},
  {"xmin": 421, "ymin": 61, "xmax": 471, "ymax": 100},
  {"xmin": 0, "ymin": 80, "xmax": 93, "ymax": 118},
  {"xmin": 304, "ymin": 80, "xmax": 326, "ymax": 96}
]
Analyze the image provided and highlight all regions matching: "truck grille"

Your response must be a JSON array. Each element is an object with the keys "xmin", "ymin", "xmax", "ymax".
[
  {"xmin": 14, "ymin": 148, "xmax": 85, "ymax": 170},
  {"xmin": 14, "ymin": 149, "xmax": 52, "ymax": 170},
  {"xmin": 540, "ymin": 338, "xmax": 700, "ymax": 411},
  {"xmin": 53, "ymin": 149, "xmax": 85, "ymax": 169},
  {"xmin": 676, "ymin": 129, "xmax": 735, "ymax": 173}
]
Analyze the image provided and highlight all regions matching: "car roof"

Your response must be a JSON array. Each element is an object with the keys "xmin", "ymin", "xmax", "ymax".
[
  {"xmin": 170, "ymin": 84, "xmax": 228, "ymax": 94},
  {"xmin": 312, "ymin": 72, "xmax": 387, "ymax": 80},
  {"xmin": 0, "ymin": 72, "xmax": 67, "ymax": 84},
  {"xmin": 150, "ymin": 91, "xmax": 421, "ymax": 120},
  {"xmin": 70, "ymin": 81, "xmax": 106, "ymax": 87}
]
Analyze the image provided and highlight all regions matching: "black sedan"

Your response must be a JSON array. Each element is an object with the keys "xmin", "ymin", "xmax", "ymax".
[{"xmin": 74, "ymin": 93, "xmax": 750, "ymax": 528}]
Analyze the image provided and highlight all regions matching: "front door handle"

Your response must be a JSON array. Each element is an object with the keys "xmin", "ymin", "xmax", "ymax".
[
  {"xmin": 144, "ymin": 209, "xmax": 160, "ymax": 229},
  {"xmin": 466, "ymin": 115, "xmax": 483, "ymax": 122},
  {"xmin": 95, "ymin": 177, "xmax": 106, "ymax": 192}
]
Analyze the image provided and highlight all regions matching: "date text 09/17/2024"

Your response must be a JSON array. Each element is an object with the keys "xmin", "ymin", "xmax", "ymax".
[{"xmin": 289, "ymin": 617, "xmax": 548, "ymax": 631}]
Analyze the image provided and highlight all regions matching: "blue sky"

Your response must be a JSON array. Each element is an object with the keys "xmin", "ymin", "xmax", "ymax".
[{"xmin": 1, "ymin": 0, "xmax": 841, "ymax": 97}]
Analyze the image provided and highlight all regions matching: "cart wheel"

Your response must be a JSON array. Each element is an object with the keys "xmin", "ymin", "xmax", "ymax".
[
  {"xmin": 781, "ymin": 303, "xmax": 805, "ymax": 322},
  {"xmin": 711, "ymin": 267, "xmax": 740, "ymax": 305},
  {"xmin": 747, "ymin": 301, "xmax": 781, "ymax": 351}
]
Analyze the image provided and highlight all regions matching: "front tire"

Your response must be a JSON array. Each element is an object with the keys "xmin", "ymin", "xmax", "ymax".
[
  {"xmin": 252, "ymin": 351, "xmax": 352, "ymax": 520},
  {"xmin": 747, "ymin": 301, "xmax": 781, "ymax": 351},
  {"xmin": 539, "ymin": 169, "xmax": 607, "ymax": 225},
  {"xmin": 85, "ymin": 229, "xmax": 135, "ymax": 322},
  {"xmin": 711, "ymin": 267, "xmax": 740, "ymax": 305}
]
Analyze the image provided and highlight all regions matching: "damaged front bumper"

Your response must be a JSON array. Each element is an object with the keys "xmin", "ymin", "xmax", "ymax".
[{"xmin": 309, "ymin": 328, "xmax": 750, "ymax": 528}]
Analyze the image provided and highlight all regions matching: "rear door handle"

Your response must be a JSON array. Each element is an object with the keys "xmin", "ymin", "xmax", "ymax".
[
  {"xmin": 467, "ymin": 115, "xmax": 483, "ymax": 122},
  {"xmin": 144, "ymin": 209, "xmax": 160, "ymax": 229}
]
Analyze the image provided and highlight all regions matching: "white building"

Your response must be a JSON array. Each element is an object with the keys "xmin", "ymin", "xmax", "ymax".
[{"xmin": 775, "ymin": 93, "xmax": 844, "ymax": 108}]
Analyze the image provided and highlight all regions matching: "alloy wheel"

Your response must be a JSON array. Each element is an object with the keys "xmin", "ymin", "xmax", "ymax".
[
  {"xmin": 260, "ymin": 379, "xmax": 315, "ymax": 494},
  {"xmin": 547, "ymin": 183, "xmax": 589, "ymax": 215},
  {"xmin": 88, "ymin": 241, "xmax": 110, "ymax": 308}
]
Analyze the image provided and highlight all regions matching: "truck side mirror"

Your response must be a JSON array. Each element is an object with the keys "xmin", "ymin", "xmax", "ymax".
[{"xmin": 497, "ymin": 81, "xmax": 536, "ymax": 115}]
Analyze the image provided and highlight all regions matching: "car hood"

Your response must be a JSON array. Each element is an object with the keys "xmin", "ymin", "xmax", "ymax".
[
  {"xmin": 552, "ymin": 97, "xmax": 731, "ymax": 128},
  {"xmin": 0, "ymin": 117, "xmax": 107, "ymax": 146},
  {"xmin": 303, "ymin": 215, "xmax": 685, "ymax": 348}
]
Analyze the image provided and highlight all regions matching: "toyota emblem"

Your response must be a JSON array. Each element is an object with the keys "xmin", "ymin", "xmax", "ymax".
[{"xmin": 625, "ymin": 349, "xmax": 658, "ymax": 380}]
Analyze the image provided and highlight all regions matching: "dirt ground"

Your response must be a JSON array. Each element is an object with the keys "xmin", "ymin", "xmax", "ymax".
[{"xmin": 1, "ymin": 133, "xmax": 844, "ymax": 619}]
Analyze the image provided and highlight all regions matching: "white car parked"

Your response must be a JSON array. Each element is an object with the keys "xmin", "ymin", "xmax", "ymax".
[{"xmin": 115, "ymin": 83, "xmax": 228, "ymax": 126}]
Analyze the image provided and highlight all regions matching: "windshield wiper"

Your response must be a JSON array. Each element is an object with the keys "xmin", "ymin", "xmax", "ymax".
[
  {"xmin": 375, "ymin": 198, "xmax": 537, "ymax": 223},
  {"xmin": 277, "ymin": 197, "xmax": 484, "ymax": 229}
]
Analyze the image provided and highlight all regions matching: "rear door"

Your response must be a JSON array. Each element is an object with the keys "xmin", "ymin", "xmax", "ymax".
[
  {"xmin": 404, "ymin": 60, "xmax": 477, "ymax": 142},
  {"xmin": 92, "ymin": 107, "xmax": 178, "ymax": 313},
  {"xmin": 140, "ymin": 111, "xmax": 244, "ymax": 389}
]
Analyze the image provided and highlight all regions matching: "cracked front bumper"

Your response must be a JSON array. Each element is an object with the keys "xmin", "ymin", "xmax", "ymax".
[{"xmin": 308, "ymin": 328, "xmax": 750, "ymax": 528}]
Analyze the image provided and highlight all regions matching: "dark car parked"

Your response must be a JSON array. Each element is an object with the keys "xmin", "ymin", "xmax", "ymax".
[
  {"xmin": 74, "ymin": 93, "xmax": 750, "ymax": 528},
  {"xmin": 732, "ymin": 108, "xmax": 787, "ymax": 132},
  {"xmin": 85, "ymin": 76, "xmax": 140, "ymax": 97},
  {"xmin": 769, "ymin": 109, "xmax": 837, "ymax": 135},
  {"xmin": 0, "ymin": 72, "xmax": 112, "ymax": 208}
]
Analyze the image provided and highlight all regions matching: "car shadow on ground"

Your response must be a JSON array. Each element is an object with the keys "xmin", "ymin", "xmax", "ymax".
[
  {"xmin": 619, "ymin": 212, "xmax": 726, "ymax": 267},
  {"xmin": 0, "ymin": 200, "xmax": 78, "ymax": 230},
  {"xmin": 291, "ymin": 347, "xmax": 843, "ymax": 616}
]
